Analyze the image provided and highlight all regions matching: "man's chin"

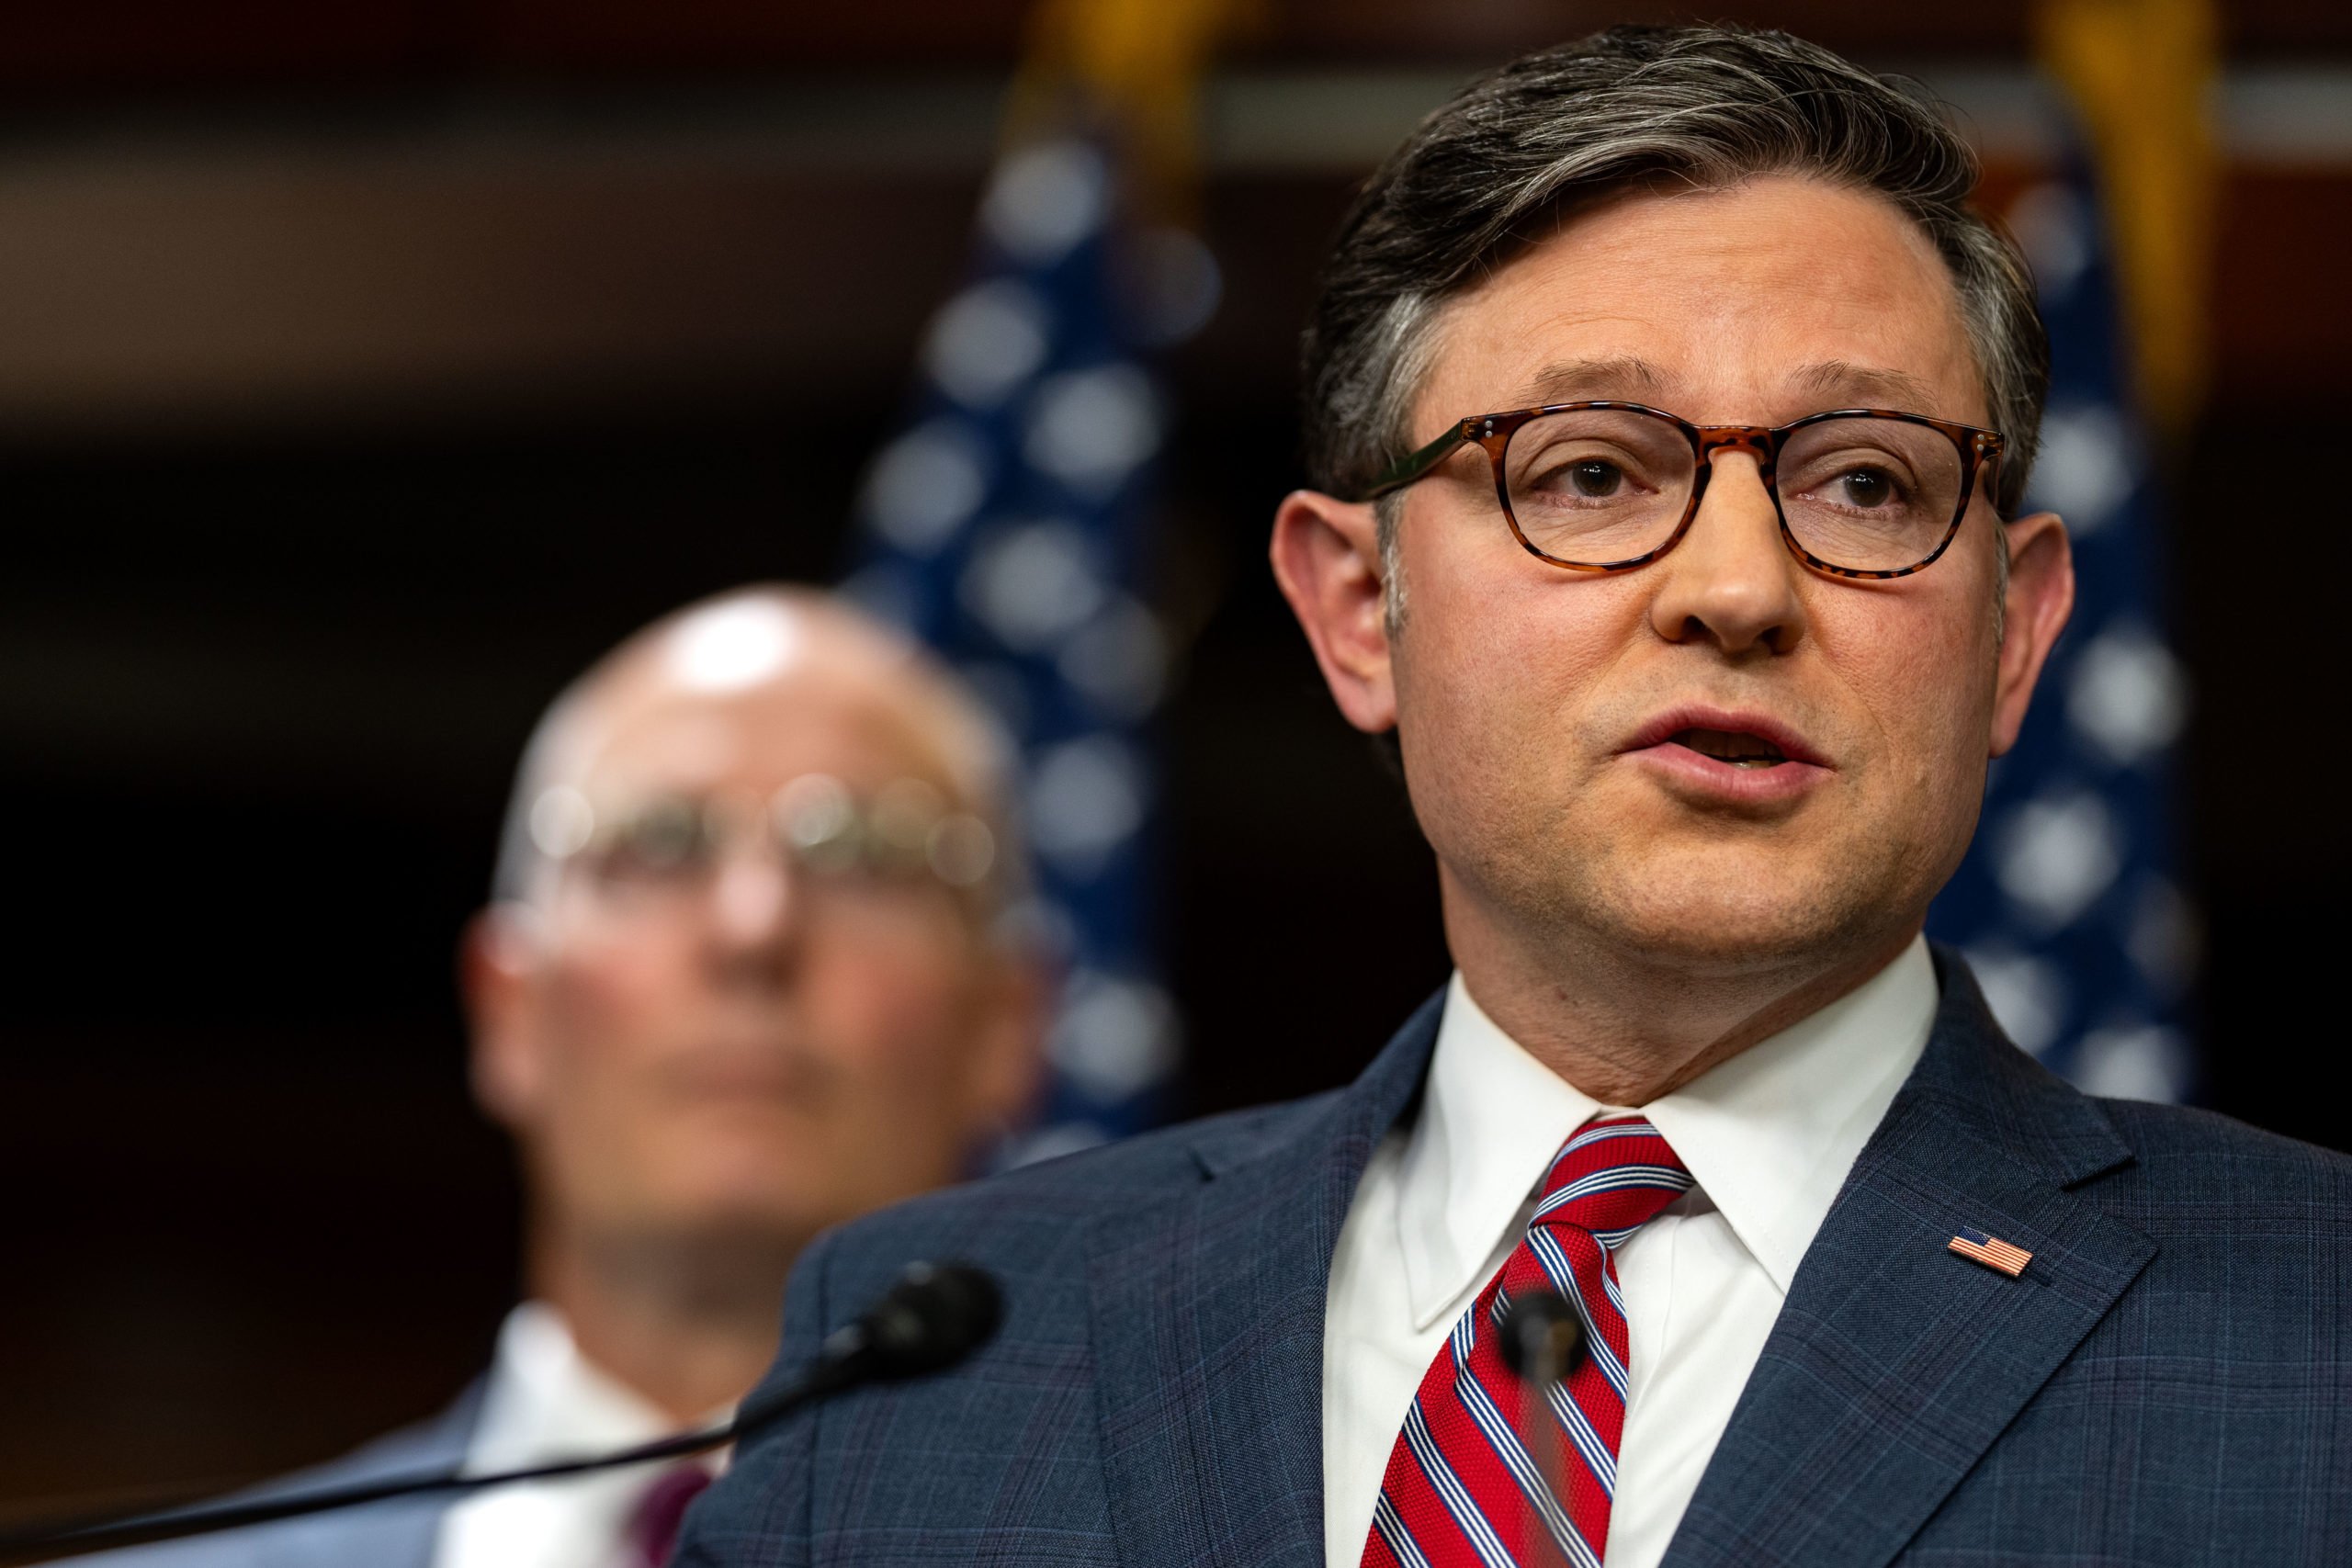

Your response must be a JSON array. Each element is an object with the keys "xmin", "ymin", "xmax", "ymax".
[
  {"xmin": 633, "ymin": 1187, "xmax": 824, "ymax": 1257},
  {"xmin": 1572, "ymin": 851, "xmax": 1892, "ymax": 972},
  {"xmin": 630, "ymin": 1141, "xmax": 831, "ymax": 1231}
]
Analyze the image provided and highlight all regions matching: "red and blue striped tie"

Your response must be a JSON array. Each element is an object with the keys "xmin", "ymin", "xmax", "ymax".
[{"xmin": 1362, "ymin": 1116, "xmax": 1692, "ymax": 1568}]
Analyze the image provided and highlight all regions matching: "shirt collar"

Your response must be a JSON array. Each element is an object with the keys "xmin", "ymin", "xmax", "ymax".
[
  {"xmin": 1395, "ymin": 936, "xmax": 1938, "ymax": 1329},
  {"xmin": 464, "ymin": 1302, "xmax": 713, "ymax": 1472}
]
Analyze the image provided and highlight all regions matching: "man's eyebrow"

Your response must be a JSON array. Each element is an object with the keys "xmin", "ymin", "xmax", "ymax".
[
  {"xmin": 1496, "ymin": 357, "xmax": 1951, "ymax": 418},
  {"xmin": 1790, "ymin": 360, "xmax": 1943, "ymax": 413},
  {"xmin": 1505, "ymin": 356, "xmax": 1668, "ymax": 408}
]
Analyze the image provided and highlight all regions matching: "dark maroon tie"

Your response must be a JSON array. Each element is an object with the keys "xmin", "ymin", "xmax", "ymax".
[{"xmin": 625, "ymin": 1462, "xmax": 713, "ymax": 1568}]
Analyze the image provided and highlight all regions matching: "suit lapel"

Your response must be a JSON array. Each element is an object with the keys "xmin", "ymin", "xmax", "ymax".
[
  {"xmin": 253, "ymin": 1490, "xmax": 449, "ymax": 1568},
  {"xmin": 254, "ymin": 1383, "xmax": 483, "ymax": 1568},
  {"xmin": 1088, "ymin": 992, "xmax": 1442, "ymax": 1568},
  {"xmin": 1663, "ymin": 951, "xmax": 2157, "ymax": 1568}
]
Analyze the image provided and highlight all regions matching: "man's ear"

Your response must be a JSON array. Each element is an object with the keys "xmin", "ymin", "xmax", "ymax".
[
  {"xmin": 461, "ymin": 904, "xmax": 548, "ymax": 1133},
  {"xmin": 1269, "ymin": 488, "xmax": 1397, "ymax": 735},
  {"xmin": 1990, "ymin": 511, "xmax": 2075, "ymax": 757},
  {"xmin": 963, "ymin": 949, "xmax": 1054, "ymax": 1135}
]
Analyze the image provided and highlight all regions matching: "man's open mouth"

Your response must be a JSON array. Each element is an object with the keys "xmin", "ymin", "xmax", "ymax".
[{"xmin": 1668, "ymin": 727, "xmax": 1790, "ymax": 769}]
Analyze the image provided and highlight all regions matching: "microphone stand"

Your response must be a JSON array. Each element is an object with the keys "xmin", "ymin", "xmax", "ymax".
[{"xmin": 0, "ymin": 1260, "xmax": 999, "ymax": 1565}]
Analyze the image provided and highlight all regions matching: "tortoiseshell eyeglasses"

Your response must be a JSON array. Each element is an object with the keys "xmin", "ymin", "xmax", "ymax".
[{"xmin": 1356, "ymin": 402, "xmax": 2007, "ymax": 580}]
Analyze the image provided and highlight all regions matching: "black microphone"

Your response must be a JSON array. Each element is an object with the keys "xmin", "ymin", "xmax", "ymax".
[
  {"xmin": 791, "ymin": 1258, "xmax": 1003, "ymax": 1395},
  {"xmin": 1497, "ymin": 1289, "xmax": 1585, "ymax": 1387},
  {"xmin": 1498, "ymin": 1290, "xmax": 1583, "ymax": 1567},
  {"xmin": 1, "ymin": 1260, "xmax": 1001, "ymax": 1564}
]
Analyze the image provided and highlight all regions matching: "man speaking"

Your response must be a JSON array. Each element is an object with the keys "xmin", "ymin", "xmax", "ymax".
[{"xmin": 679, "ymin": 26, "xmax": 2350, "ymax": 1567}]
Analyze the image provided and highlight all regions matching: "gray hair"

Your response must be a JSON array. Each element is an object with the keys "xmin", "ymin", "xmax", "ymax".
[{"xmin": 1302, "ymin": 24, "xmax": 2049, "ymax": 555}]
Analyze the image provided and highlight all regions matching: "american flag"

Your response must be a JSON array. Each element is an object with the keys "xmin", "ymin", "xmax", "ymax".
[
  {"xmin": 1948, "ymin": 1225, "xmax": 2035, "ymax": 1278},
  {"xmin": 842, "ymin": 135, "xmax": 1216, "ymax": 1163},
  {"xmin": 1925, "ymin": 134, "xmax": 2197, "ymax": 1104}
]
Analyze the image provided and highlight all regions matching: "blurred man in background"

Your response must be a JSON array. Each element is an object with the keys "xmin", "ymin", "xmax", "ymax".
[{"xmin": 86, "ymin": 586, "xmax": 1046, "ymax": 1568}]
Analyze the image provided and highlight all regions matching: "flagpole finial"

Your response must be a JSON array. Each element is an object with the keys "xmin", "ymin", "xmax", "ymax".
[
  {"xmin": 2033, "ymin": 0, "xmax": 2218, "ymax": 433},
  {"xmin": 1005, "ymin": 0, "xmax": 1260, "ymax": 224}
]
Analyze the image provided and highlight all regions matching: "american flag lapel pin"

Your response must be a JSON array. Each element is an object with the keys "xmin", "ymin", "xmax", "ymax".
[{"xmin": 1948, "ymin": 1225, "xmax": 2033, "ymax": 1278}]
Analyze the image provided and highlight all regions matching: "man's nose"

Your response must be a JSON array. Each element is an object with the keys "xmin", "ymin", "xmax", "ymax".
[
  {"xmin": 1645, "ymin": 450, "xmax": 1809, "ymax": 657},
  {"xmin": 706, "ymin": 852, "xmax": 802, "ymax": 967}
]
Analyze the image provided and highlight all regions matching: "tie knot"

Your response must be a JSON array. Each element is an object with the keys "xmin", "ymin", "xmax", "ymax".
[{"xmin": 1531, "ymin": 1115, "xmax": 1692, "ymax": 1247}]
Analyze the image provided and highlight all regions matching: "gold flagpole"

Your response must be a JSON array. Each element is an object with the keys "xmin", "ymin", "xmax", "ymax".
[{"xmin": 2035, "ymin": 0, "xmax": 2221, "ymax": 433}]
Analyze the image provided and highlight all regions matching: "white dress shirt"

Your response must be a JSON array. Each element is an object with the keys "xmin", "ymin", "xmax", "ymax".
[
  {"xmin": 1321, "ymin": 937, "xmax": 1938, "ymax": 1568},
  {"xmin": 434, "ymin": 1303, "xmax": 727, "ymax": 1568}
]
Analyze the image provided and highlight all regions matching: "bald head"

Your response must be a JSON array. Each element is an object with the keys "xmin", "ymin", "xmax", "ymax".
[
  {"xmin": 492, "ymin": 586, "xmax": 1016, "ymax": 911},
  {"xmin": 464, "ymin": 587, "xmax": 1047, "ymax": 1373}
]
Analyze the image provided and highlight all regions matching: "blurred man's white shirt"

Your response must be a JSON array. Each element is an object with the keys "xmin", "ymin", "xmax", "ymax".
[
  {"xmin": 1322, "ymin": 937, "xmax": 1938, "ymax": 1568},
  {"xmin": 435, "ymin": 1303, "xmax": 725, "ymax": 1568}
]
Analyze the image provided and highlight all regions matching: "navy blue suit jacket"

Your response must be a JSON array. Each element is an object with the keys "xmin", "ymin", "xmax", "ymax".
[{"xmin": 678, "ymin": 949, "xmax": 2351, "ymax": 1565}]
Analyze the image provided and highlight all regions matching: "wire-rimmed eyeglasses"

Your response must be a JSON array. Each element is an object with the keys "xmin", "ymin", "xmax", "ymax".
[
  {"xmin": 530, "ymin": 774, "xmax": 998, "ymax": 909},
  {"xmin": 1357, "ymin": 402, "xmax": 2007, "ymax": 579}
]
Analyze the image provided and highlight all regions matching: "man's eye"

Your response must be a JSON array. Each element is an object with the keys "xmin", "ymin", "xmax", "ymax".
[
  {"xmin": 1528, "ymin": 457, "xmax": 1632, "ymax": 499},
  {"xmin": 1836, "ymin": 467, "xmax": 1900, "ymax": 508},
  {"xmin": 1568, "ymin": 459, "xmax": 1625, "ymax": 497},
  {"xmin": 602, "ymin": 808, "xmax": 709, "ymax": 875}
]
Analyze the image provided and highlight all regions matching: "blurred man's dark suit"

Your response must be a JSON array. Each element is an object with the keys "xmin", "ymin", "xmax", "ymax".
[
  {"xmin": 60, "ymin": 1389, "xmax": 478, "ymax": 1568},
  {"xmin": 676, "ymin": 948, "xmax": 2351, "ymax": 1566}
]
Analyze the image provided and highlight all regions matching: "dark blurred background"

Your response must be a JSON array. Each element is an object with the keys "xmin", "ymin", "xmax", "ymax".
[{"xmin": 5, "ymin": 0, "xmax": 2346, "ymax": 1514}]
